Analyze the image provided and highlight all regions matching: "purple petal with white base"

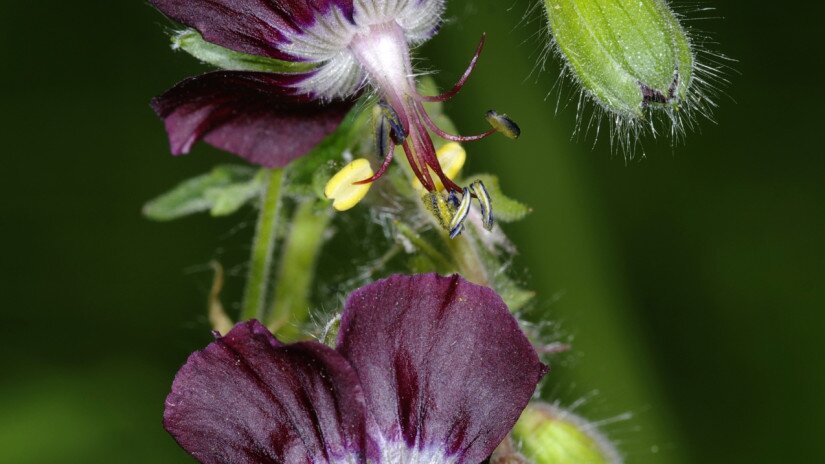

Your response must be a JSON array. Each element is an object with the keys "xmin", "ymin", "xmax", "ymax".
[
  {"xmin": 164, "ymin": 274, "xmax": 546, "ymax": 463},
  {"xmin": 149, "ymin": 0, "xmax": 356, "ymax": 61},
  {"xmin": 151, "ymin": 71, "xmax": 352, "ymax": 168},
  {"xmin": 338, "ymin": 274, "xmax": 547, "ymax": 463},
  {"xmin": 164, "ymin": 320, "xmax": 375, "ymax": 464}
]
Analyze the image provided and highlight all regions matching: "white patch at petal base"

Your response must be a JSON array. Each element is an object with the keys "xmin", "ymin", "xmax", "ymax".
[
  {"xmin": 395, "ymin": 0, "xmax": 446, "ymax": 44},
  {"xmin": 376, "ymin": 437, "xmax": 457, "ymax": 464},
  {"xmin": 294, "ymin": 52, "xmax": 366, "ymax": 101},
  {"xmin": 281, "ymin": 6, "xmax": 360, "ymax": 62},
  {"xmin": 353, "ymin": 0, "xmax": 445, "ymax": 43},
  {"xmin": 279, "ymin": 0, "xmax": 445, "ymax": 100}
]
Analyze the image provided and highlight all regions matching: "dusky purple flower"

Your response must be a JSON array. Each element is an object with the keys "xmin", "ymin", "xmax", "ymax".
[
  {"xmin": 150, "ymin": 0, "xmax": 520, "ymax": 227},
  {"xmin": 164, "ymin": 274, "xmax": 547, "ymax": 463}
]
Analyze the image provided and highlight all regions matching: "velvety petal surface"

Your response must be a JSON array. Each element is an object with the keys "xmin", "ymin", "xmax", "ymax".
[
  {"xmin": 164, "ymin": 320, "xmax": 373, "ymax": 464},
  {"xmin": 150, "ymin": 0, "xmax": 355, "ymax": 60},
  {"xmin": 151, "ymin": 71, "xmax": 352, "ymax": 168},
  {"xmin": 337, "ymin": 274, "xmax": 548, "ymax": 464}
]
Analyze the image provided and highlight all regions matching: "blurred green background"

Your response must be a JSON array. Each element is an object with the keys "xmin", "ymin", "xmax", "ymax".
[{"xmin": 1, "ymin": 1, "xmax": 822, "ymax": 463}]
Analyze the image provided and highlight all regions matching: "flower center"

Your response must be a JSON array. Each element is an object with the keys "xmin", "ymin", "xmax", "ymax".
[
  {"xmin": 376, "ymin": 438, "xmax": 457, "ymax": 464},
  {"xmin": 346, "ymin": 22, "xmax": 519, "ymax": 236},
  {"xmin": 350, "ymin": 23, "xmax": 451, "ymax": 192},
  {"xmin": 350, "ymin": 23, "xmax": 416, "ymax": 107}
]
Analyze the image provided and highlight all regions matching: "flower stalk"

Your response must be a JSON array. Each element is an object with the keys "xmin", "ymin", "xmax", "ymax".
[
  {"xmin": 266, "ymin": 199, "xmax": 331, "ymax": 340},
  {"xmin": 444, "ymin": 230, "xmax": 491, "ymax": 287},
  {"xmin": 240, "ymin": 168, "xmax": 285, "ymax": 321}
]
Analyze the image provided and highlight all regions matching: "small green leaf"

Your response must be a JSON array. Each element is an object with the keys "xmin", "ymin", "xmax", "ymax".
[
  {"xmin": 143, "ymin": 165, "xmax": 258, "ymax": 221},
  {"xmin": 205, "ymin": 172, "xmax": 265, "ymax": 217},
  {"xmin": 172, "ymin": 29, "xmax": 315, "ymax": 73},
  {"xmin": 466, "ymin": 174, "xmax": 532, "ymax": 223}
]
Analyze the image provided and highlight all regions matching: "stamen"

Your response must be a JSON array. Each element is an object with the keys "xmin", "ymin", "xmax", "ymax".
[
  {"xmin": 324, "ymin": 159, "xmax": 374, "ymax": 211},
  {"xmin": 447, "ymin": 191, "xmax": 461, "ymax": 208},
  {"xmin": 470, "ymin": 180, "xmax": 494, "ymax": 231},
  {"xmin": 374, "ymin": 111, "xmax": 392, "ymax": 158},
  {"xmin": 485, "ymin": 111, "xmax": 521, "ymax": 139},
  {"xmin": 377, "ymin": 101, "xmax": 407, "ymax": 143},
  {"xmin": 423, "ymin": 192, "xmax": 454, "ymax": 231},
  {"xmin": 353, "ymin": 140, "xmax": 395, "ymax": 185},
  {"xmin": 449, "ymin": 188, "xmax": 473, "ymax": 238},
  {"xmin": 411, "ymin": 142, "xmax": 467, "ymax": 193},
  {"xmin": 408, "ymin": 104, "xmax": 462, "ymax": 193},
  {"xmin": 417, "ymin": 34, "xmax": 487, "ymax": 103},
  {"xmin": 355, "ymin": 103, "xmax": 406, "ymax": 185},
  {"xmin": 416, "ymin": 101, "xmax": 497, "ymax": 143},
  {"xmin": 422, "ymin": 152, "xmax": 462, "ymax": 193},
  {"xmin": 402, "ymin": 138, "xmax": 435, "ymax": 191}
]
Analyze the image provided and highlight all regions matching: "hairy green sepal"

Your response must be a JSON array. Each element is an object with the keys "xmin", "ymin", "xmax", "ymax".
[
  {"xmin": 545, "ymin": 0, "xmax": 693, "ymax": 117},
  {"xmin": 173, "ymin": 30, "xmax": 315, "ymax": 73}
]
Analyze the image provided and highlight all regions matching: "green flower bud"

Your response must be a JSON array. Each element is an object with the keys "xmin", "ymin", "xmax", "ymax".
[
  {"xmin": 511, "ymin": 403, "xmax": 622, "ymax": 464},
  {"xmin": 544, "ymin": 0, "xmax": 696, "ymax": 122}
]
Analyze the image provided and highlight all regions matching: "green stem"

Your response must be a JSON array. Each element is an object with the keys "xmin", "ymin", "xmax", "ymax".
[
  {"xmin": 443, "ymin": 226, "xmax": 491, "ymax": 286},
  {"xmin": 395, "ymin": 221, "xmax": 455, "ymax": 272},
  {"xmin": 266, "ymin": 199, "xmax": 331, "ymax": 340},
  {"xmin": 240, "ymin": 168, "xmax": 285, "ymax": 321}
]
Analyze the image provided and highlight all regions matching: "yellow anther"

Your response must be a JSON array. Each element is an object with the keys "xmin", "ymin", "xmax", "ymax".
[
  {"xmin": 324, "ymin": 159, "xmax": 374, "ymax": 211},
  {"xmin": 412, "ymin": 142, "xmax": 467, "ymax": 192},
  {"xmin": 421, "ymin": 192, "xmax": 455, "ymax": 230}
]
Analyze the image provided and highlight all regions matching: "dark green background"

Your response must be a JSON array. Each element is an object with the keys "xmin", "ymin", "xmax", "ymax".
[{"xmin": 1, "ymin": 1, "xmax": 821, "ymax": 462}]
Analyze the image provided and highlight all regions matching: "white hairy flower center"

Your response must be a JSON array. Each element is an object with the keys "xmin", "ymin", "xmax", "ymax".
[{"xmin": 280, "ymin": 0, "xmax": 445, "ymax": 99}]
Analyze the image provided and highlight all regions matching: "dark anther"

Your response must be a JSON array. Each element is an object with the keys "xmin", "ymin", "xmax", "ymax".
[
  {"xmin": 449, "ymin": 188, "xmax": 473, "ymax": 239},
  {"xmin": 485, "ymin": 110, "xmax": 521, "ymax": 139},
  {"xmin": 667, "ymin": 71, "xmax": 680, "ymax": 100},
  {"xmin": 470, "ymin": 180, "xmax": 494, "ymax": 231},
  {"xmin": 447, "ymin": 191, "xmax": 461, "ymax": 208},
  {"xmin": 640, "ymin": 83, "xmax": 668, "ymax": 106},
  {"xmin": 378, "ymin": 101, "xmax": 407, "ymax": 144},
  {"xmin": 374, "ymin": 115, "xmax": 392, "ymax": 159},
  {"xmin": 640, "ymin": 72, "xmax": 680, "ymax": 107}
]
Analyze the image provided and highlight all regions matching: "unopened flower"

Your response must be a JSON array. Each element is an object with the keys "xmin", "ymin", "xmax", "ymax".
[
  {"xmin": 544, "ymin": 0, "xmax": 716, "ymax": 140},
  {"xmin": 511, "ymin": 403, "xmax": 622, "ymax": 464},
  {"xmin": 164, "ymin": 274, "xmax": 547, "ymax": 463},
  {"xmin": 150, "ymin": 0, "xmax": 520, "ymax": 233}
]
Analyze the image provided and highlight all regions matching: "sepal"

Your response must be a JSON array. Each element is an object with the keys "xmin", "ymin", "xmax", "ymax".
[{"xmin": 172, "ymin": 29, "xmax": 316, "ymax": 73}]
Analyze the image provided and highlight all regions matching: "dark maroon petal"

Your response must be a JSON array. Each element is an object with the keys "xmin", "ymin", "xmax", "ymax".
[
  {"xmin": 337, "ymin": 274, "xmax": 548, "ymax": 464},
  {"xmin": 150, "ymin": 71, "xmax": 352, "ymax": 168},
  {"xmin": 164, "ymin": 320, "xmax": 374, "ymax": 464},
  {"xmin": 150, "ymin": 0, "xmax": 355, "ymax": 60}
]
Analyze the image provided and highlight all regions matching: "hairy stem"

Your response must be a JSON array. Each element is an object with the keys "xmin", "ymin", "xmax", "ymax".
[
  {"xmin": 396, "ymin": 221, "xmax": 455, "ymax": 272},
  {"xmin": 266, "ymin": 199, "xmax": 331, "ymax": 340},
  {"xmin": 443, "ymin": 226, "xmax": 491, "ymax": 286},
  {"xmin": 240, "ymin": 168, "xmax": 286, "ymax": 321}
]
